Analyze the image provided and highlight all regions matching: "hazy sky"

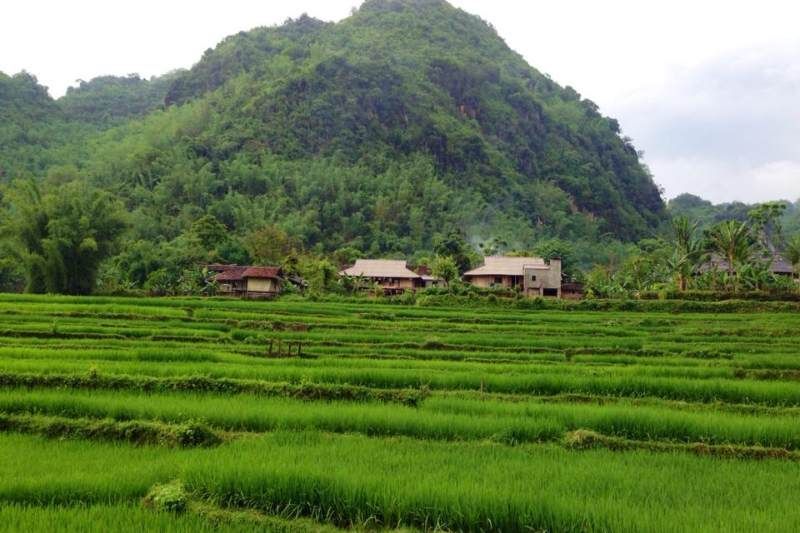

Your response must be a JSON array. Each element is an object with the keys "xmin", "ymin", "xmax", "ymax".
[{"xmin": 2, "ymin": 0, "xmax": 798, "ymax": 204}]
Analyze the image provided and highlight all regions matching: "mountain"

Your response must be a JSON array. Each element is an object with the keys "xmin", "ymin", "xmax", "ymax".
[
  {"xmin": 669, "ymin": 193, "xmax": 800, "ymax": 235},
  {"xmin": 59, "ymin": 72, "xmax": 182, "ymax": 126},
  {"xmin": 1, "ymin": 0, "xmax": 665, "ymax": 260},
  {"xmin": 0, "ymin": 71, "xmax": 179, "ymax": 181}
]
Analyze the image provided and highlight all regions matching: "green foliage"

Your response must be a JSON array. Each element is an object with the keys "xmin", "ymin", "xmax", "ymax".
[
  {"xmin": 786, "ymin": 235, "xmax": 800, "ymax": 276},
  {"xmin": 433, "ymin": 231, "xmax": 477, "ymax": 272},
  {"xmin": 4, "ymin": 295, "xmax": 800, "ymax": 529},
  {"xmin": 748, "ymin": 201, "xmax": 788, "ymax": 251},
  {"xmin": 0, "ymin": 179, "xmax": 127, "ymax": 294},
  {"xmin": 430, "ymin": 255, "xmax": 459, "ymax": 286},
  {"xmin": 143, "ymin": 481, "xmax": 188, "ymax": 513},
  {"xmin": 706, "ymin": 220, "xmax": 755, "ymax": 276},
  {"xmin": 1, "ymin": 0, "xmax": 667, "ymax": 280},
  {"xmin": 190, "ymin": 215, "xmax": 229, "ymax": 251},
  {"xmin": 59, "ymin": 73, "xmax": 180, "ymax": 126},
  {"xmin": 244, "ymin": 225, "xmax": 298, "ymax": 266}
]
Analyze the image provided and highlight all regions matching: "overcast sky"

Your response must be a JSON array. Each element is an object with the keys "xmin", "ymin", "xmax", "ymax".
[{"xmin": 2, "ymin": 0, "xmax": 798, "ymax": 204}]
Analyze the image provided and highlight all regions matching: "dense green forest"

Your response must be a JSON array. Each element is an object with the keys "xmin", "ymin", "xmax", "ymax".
[
  {"xmin": 669, "ymin": 194, "xmax": 800, "ymax": 236},
  {"xmin": 0, "ymin": 0, "xmax": 669, "ymax": 294},
  {"xmin": 1, "ymin": 0, "xmax": 796, "ymax": 296}
]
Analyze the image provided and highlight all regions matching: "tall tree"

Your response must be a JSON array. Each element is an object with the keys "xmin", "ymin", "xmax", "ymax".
[
  {"xmin": 670, "ymin": 216, "xmax": 702, "ymax": 291},
  {"xmin": 245, "ymin": 225, "xmax": 298, "ymax": 266},
  {"xmin": 706, "ymin": 220, "xmax": 755, "ymax": 291},
  {"xmin": 0, "ymin": 179, "xmax": 127, "ymax": 294},
  {"xmin": 748, "ymin": 201, "xmax": 788, "ymax": 252},
  {"xmin": 430, "ymin": 255, "xmax": 459, "ymax": 287},
  {"xmin": 433, "ymin": 231, "xmax": 475, "ymax": 273}
]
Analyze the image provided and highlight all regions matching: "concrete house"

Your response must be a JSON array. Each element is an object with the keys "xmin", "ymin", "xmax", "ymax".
[
  {"xmin": 339, "ymin": 259, "xmax": 422, "ymax": 295},
  {"xmin": 212, "ymin": 265, "xmax": 282, "ymax": 298},
  {"xmin": 463, "ymin": 256, "xmax": 562, "ymax": 297}
]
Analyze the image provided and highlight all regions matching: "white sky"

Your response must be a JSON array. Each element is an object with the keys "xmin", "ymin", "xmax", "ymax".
[{"xmin": 2, "ymin": 0, "xmax": 799, "ymax": 204}]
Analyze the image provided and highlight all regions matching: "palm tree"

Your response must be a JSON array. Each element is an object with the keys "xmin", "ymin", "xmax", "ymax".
[
  {"xmin": 673, "ymin": 216, "xmax": 697, "ymax": 253},
  {"xmin": 666, "ymin": 249, "xmax": 694, "ymax": 292},
  {"xmin": 707, "ymin": 220, "xmax": 755, "ymax": 291},
  {"xmin": 670, "ymin": 216, "xmax": 702, "ymax": 291}
]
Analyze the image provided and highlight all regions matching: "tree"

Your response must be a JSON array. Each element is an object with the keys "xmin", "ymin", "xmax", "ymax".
[
  {"xmin": 433, "ymin": 231, "xmax": 475, "ymax": 273},
  {"xmin": 786, "ymin": 235, "xmax": 800, "ymax": 279},
  {"xmin": 190, "ymin": 215, "xmax": 228, "ymax": 251},
  {"xmin": 670, "ymin": 216, "xmax": 702, "ymax": 291},
  {"xmin": 533, "ymin": 238, "xmax": 575, "ymax": 279},
  {"xmin": 0, "ymin": 179, "xmax": 127, "ymax": 294},
  {"xmin": 706, "ymin": 220, "xmax": 755, "ymax": 291},
  {"xmin": 245, "ymin": 225, "xmax": 298, "ymax": 266},
  {"xmin": 748, "ymin": 201, "xmax": 787, "ymax": 251},
  {"xmin": 430, "ymin": 255, "xmax": 459, "ymax": 287}
]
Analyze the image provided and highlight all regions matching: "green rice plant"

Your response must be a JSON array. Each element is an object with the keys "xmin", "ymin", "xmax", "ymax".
[
  {"xmin": 2, "ymin": 389, "xmax": 800, "ymax": 450},
  {"xmin": 1, "ymin": 431, "xmax": 800, "ymax": 531},
  {"xmin": 0, "ymin": 412, "xmax": 221, "ymax": 447},
  {"xmin": 0, "ymin": 371, "xmax": 426, "ymax": 406},
  {"xmin": 0, "ymin": 503, "xmax": 290, "ymax": 533}
]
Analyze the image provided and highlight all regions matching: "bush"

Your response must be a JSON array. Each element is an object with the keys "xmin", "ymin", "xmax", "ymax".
[{"xmin": 143, "ymin": 480, "xmax": 188, "ymax": 513}]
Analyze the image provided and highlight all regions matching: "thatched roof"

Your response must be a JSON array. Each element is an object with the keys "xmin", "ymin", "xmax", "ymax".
[
  {"xmin": 242, "ymin": 266, "xmax": 281, "ymax": 279},
  {"xmin": 464, "ymin": 256, "xmax": 548, "ymax": 277},
  {"xmin": 772, "ymin": 256, "xmax": 794, "ymax": 275},
  {"xmin": 215, "ymin": 266, "xmax": 247, "ymax": 281},
  {"xmin": 340, "ymin": 259, "xmax": 420, "ymax": 279},
  {"xmin": 214, "ymin": 265, "xmax": 281, "ymax": 281},
  {"xmin": 700, "ymin": 254, "xmax": 794, "ymax": 275}
]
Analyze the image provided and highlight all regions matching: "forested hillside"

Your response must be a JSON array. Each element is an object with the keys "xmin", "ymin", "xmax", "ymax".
[
  {"xmin": 0, "ymin": 0, "xmax": 668, "ymax": 293},
  {"xmin": 669, "ymin": 194, "xmax": 800, "ymax": 236},
  {"xmin": 59, "ymin": 72, "xmax": 181, "ymax": 126}
]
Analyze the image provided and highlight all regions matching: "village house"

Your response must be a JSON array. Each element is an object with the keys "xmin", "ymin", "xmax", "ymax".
[
  {"xmin": 463, "ymin": 256, "xmax": 563, "ymax": 298},
  {"xmin": 209, "ymin": 264, "xmax": 282, "ymax": 298},
  {"xmin": 699, "ymin": 254, "xmax": 795, "ymax": 277},
  {"xmin": 415, "ymin": 265, "xmax": 443, "ymax": 288},
  {"xmin": 339, "ymin": 259, "xmax": 423, "ymax": 295}
]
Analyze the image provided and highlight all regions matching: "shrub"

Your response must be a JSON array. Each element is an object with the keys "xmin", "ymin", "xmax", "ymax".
[{"xmin": 143, "ymin": 480, "xmax": 188, "ymax": 513}]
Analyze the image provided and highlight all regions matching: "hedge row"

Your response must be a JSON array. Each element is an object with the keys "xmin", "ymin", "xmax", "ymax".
[{"xmin": 0, "ymin": 371, "xmax": 428, "ymax": 407}]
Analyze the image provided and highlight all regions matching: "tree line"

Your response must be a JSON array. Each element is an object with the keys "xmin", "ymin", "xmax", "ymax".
[{"xmin": 1, "ymin": 177, "xmax": 797, "ymax": 298}]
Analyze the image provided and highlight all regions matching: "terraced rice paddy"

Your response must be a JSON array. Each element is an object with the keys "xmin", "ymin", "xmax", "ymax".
[{"xmin": 1, "ymin": 293, "xmax": 799, "ymax": 531}]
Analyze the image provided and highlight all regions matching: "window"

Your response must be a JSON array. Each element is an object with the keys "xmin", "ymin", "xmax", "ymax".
[
  {"xmin": 494, "ymin": 277, "xmax": 503, "ymax": 285},
  {"xmin": 531, "ymin": 275, "xmax": 537, "ymax": 282}
]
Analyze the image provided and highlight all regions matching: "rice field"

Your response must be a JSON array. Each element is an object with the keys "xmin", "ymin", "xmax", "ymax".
[{"xmin": 0, "ymin": 293, "xmax": 799, "ymax": 532}]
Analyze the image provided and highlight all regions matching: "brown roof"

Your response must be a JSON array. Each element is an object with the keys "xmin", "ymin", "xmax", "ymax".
[
  {"xmin": 700, "ymin": 254, "xmax": 794, "ymax": 275},
  {"xmin": 415, "ymin": 265, "xmax": 441, "ymax": 282},
  {"xmin": 215, "ymin": 266, "xmax": 247, "ymax": 281},
  {"xmin": 242, "ymin": 266, "xmax": 282, "ymax": 279},
  {"xmin": 464, "ymin": 256, "xmax": 549, "ymax": 277},
  {"xmin": 339, "ymin": 259, "xmax": 420, "ymax": 279},
  {"xmin": 214, "ymin": 265, "xmax": 281, "ymax": 281},
  {"xmin": 772, "ymin": 255, "xmax": 794, "ymax": 275}
]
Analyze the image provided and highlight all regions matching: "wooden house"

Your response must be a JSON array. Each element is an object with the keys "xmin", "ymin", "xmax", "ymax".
[
  {"xmin": 339, "ymin": 259, "xmax": 422, "ymax": 295},
  {"xmin": 699, "ymin": 254, "xmax": 795, "ymax": 277},
  {"xmin": 212, "ymin": 265, "xmax": 282, "ymax": 298},
  {"xmin": 415, "ymin": 265, "xmax": 443, "ymax": 288}
]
